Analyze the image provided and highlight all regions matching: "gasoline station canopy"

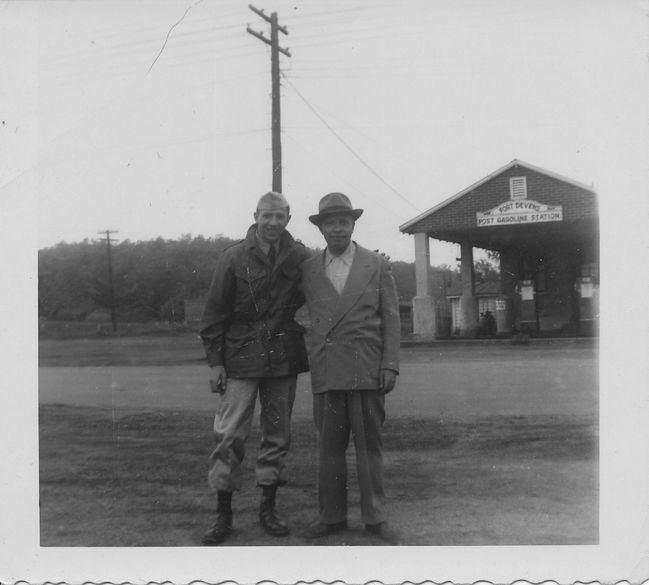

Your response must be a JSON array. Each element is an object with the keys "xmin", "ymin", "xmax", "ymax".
[{"xmin": 399, "ymin": 159, "xmax": 599, "ymax": 338}]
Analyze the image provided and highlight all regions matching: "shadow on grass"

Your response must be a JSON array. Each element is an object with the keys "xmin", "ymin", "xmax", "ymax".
[{"xmin": 39, "ymin": 404, "xmax": 598, "ymax": 546}]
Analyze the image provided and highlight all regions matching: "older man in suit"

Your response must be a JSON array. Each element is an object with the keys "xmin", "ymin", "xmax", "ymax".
[{"xmin": 301, "ymin": 192, "xmax": 401, "ymax": 545}]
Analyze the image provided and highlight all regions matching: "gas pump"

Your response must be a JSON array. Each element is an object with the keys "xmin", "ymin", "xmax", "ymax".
[
  {"xmin": 518, "ymin": 279, "xmax": 536, "ymax": 334},
  {"xmin": 576, "ymin": 276, "xmax": 598, "ymax": 335}
]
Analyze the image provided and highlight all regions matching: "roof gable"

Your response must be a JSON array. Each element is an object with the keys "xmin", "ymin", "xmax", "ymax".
[{"xmin": 400, "ymin": 159, "xmax": 597, "ymax": 235}]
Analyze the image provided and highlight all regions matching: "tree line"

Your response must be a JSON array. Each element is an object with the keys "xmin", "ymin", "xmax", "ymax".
[{"xmin": 38, "ymin": 235, "xmax": 498, "ymax": 322}]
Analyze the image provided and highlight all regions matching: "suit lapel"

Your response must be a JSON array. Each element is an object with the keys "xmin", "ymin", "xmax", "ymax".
[
  {"xmin": 306, "ymin": 252, "xmax": 340, "ymax": 306},
  {"xmin": 330, "ymin": 245, "xmax": 372, "ymax": 328}
]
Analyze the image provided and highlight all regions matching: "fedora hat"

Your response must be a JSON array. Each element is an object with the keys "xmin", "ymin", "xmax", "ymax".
[{"xmin": 309, "ymin": 192, "xmax": 364, "ymax": 225}]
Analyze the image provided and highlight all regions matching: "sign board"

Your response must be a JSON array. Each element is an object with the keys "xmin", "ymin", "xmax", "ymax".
[
  {"xmin": 495, "ymin": 299, "xmax": 506, "ymax": 311},
  {"xmin": 520, "ymin": 280, "xmax": 535, "ymax": 301},
  {"xmin": 476, "ymin": 199, "xmax": 563, "ymax": 227}
]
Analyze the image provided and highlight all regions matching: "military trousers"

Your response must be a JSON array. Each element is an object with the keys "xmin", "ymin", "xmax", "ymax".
[
  {"xmin": 208, "ymin": 375, "xmax": 297, "ymax": 492},
  {"xmin": 313, "ymin": 389, "xmax": 386, "ymax": 526}
]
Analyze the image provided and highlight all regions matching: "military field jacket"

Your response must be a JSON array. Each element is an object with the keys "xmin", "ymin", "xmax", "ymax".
[{"xmin": 200, "ymin": 225, "xmax": 310, "ymax": 378}]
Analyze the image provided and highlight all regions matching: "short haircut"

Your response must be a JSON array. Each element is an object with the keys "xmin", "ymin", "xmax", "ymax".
[{"xmin": 256, "ymin": 191, "xmax": 290, "ymax": 214}]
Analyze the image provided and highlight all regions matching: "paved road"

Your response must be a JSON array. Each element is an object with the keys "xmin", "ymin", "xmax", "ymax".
[{"xmin": 39, "ymin": 343, "xmax": 598, "ymax": 420}]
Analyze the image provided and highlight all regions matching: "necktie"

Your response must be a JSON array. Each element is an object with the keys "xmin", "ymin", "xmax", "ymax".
[{"xmin": 267, "ymin": 245, "xmax": 276, "ymax": 269}]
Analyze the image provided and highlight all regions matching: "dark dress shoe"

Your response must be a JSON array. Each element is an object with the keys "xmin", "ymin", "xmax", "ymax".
[
  {"xmin": 202, "ymin": 511, "xmax": 232, "ymax": 545},
  {"xmin": 303, "ymin": 520, "xmax": 347, "ymax": 540},
  {"xmin": 365, "ymin": 521, "xmax": 400, "ymax": 545},
  {"xmin": 259, "ymin": 504, "xmax": 290, "ymax": 536}
]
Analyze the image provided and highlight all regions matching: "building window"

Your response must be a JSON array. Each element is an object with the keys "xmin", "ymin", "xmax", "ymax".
[
  {"xmin": 510, "ymin": 176, "xmax": 527, "ymax": 200},
  {"xmin": 478, "ymin": 298, "xmax": 496, "ymax": 315}
]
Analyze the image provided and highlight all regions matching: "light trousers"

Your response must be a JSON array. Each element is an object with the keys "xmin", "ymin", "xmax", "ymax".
[
  {"xmin": 313, "ymin": 389, "xmax": 386, "ymax": 526},
  {"xmin": 208, "ymin": 375, "xmax": 297, "ymax": 492}
]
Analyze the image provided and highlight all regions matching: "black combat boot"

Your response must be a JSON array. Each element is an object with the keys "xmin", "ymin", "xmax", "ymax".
[
  {"xmin": 202, "ymin": 490, "xmax": 233, "ymax": 545},
  {"xmin": 259, "ymin": 484, "xmax": 289, "ymax": 537}
]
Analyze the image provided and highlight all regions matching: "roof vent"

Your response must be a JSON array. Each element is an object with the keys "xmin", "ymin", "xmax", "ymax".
[{"xmin": 510, "ymin": 176, "xmax": 527, "ymax": 200}]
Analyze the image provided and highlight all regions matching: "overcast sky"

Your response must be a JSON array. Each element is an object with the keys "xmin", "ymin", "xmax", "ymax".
[{"xmin": 3, "ymin": 0, "xmax": 648, "ymax": 263}]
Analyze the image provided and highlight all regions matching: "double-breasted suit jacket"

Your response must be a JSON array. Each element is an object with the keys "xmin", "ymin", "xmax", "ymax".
[{"xmin": 301, "ymin": 244, "xmax": 400, "ymax": 393}]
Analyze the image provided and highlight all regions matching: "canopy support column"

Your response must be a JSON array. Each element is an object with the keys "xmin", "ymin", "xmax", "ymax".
[
  {"xmin": 458, "ymin": 241, "xmax": 478, "ymax": 336},
  {"xmin": 412, "ymin": 233, "xmax": 436, "ymax": 338}
]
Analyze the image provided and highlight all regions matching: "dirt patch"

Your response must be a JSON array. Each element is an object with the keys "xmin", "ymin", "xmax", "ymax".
[{"xmin": 39, "ymin": 404, "xmax": 598, "ymax": 546}]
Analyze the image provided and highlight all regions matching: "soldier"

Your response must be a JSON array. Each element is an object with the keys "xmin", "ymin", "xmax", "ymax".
[{"xmin": 199, "ymin": 192, "xmax": 310, "ymax": 545}]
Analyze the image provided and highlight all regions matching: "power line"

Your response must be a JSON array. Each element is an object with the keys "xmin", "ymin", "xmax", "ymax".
[
  {"xmin": 44, "ymin": 23, "xmax": 247, "ymax": 69},
  {"xmin": 281, "ymin": 73, "xmax": 421, "ymax": 213},
  {"xmin": 283, "ymin": 132, "xmax": 396, "ymax": 217}
]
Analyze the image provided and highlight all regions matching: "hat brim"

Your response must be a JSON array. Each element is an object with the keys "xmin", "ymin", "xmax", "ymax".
[{"xmin": 309, "ymin": 208, "xmax": 364, "ymax": 225}]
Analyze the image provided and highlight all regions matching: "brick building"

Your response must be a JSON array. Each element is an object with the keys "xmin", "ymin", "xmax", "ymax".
[{"xmin": 400, "ymin": 160, "xmax": 599, "ymax": 338}]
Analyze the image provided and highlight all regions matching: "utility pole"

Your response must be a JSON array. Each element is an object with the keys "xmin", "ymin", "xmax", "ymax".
[
  {"xmin": 98, "ymin": 230, "xmax": 119, "ymax": 332},
  {"xmin": 246, "ymin": 5, "xmax": 291, "ymax": 193}
]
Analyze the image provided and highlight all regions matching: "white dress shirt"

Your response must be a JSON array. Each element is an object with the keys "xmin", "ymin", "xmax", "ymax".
[{"xmin": 324, "ymin": 242, "xmax": 356, "ymax": 295}]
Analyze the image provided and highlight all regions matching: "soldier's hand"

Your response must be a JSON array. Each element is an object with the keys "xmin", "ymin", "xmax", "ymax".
[
  {"xmin": 379, "ymin": 369, "xmax": 397, "ymax": 394},
  {"xmin": 209, "ymin": 366, "xmax": 227, "ymax": 394}
]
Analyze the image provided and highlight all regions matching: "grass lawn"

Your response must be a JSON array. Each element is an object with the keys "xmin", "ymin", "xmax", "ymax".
[
  {"xmin": 39, "ymin": 403, "xmax": 598, "ymax": 546},
  {"xmin": 38, "ymin": 334, "xmax": 205, "ymax": 367}
]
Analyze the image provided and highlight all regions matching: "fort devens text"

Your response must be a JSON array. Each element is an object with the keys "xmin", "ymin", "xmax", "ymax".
[{"xmin": 476, "ymin": 200, "xmax": 563, "ymax": 227}]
